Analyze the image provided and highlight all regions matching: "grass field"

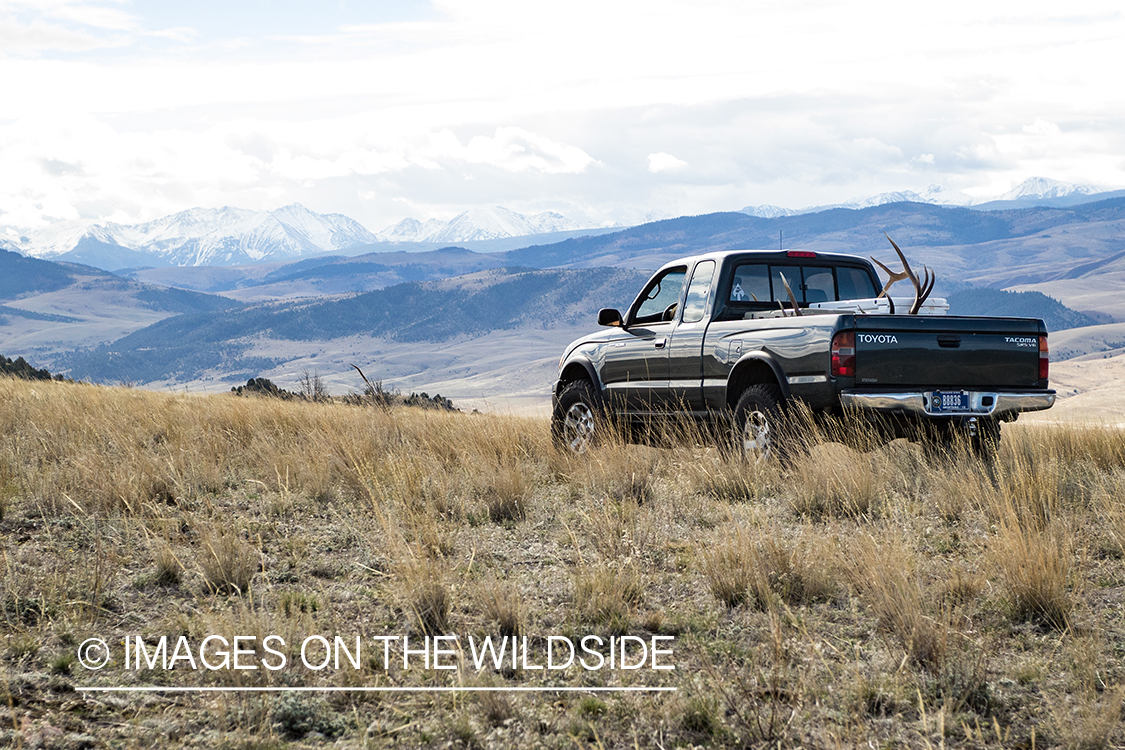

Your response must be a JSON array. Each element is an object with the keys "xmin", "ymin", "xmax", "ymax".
[{"xmin": 2, "ymin": 376, "xmax": 1125, "ymax": 748}]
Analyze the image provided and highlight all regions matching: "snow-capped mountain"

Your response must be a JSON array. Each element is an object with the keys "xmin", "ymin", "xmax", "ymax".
[
  {"xmin": 16, "ymin": 204, "xmax": 378, "ymax": 267},
  {"xmin": 377, "ymin": 207, "xmax": 587, "ymax": 243},
  {"xmin": 993, "ymin": 177, "xmax": 1103, "ymax": 202},
  {"xmin": 743, "ymin": 205, "xmax": 797, "ymax": 219},
  {"xmin": 742, "ymin": 184, "xmax": 975, "ymax": 217},
  {"xmin": 741, "ymin": 178, "xmax": 1116, "ymax": 218}
]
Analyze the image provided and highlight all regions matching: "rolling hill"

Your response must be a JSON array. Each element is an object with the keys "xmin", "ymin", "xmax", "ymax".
[
  {"xmin": 504, "ymin": 198, "xmax": 1125, "ymax": 279},
  {"xmin": 58, "ymin": 267, "xmax": 649, "ymax": 387},
  {"xmin": 0, "ymin": 249, "xmax": 243, "ymax": 365}
]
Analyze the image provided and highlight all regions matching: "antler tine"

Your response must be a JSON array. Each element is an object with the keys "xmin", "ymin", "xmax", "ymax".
[
  {"xmin": 869, "ymin": 256, "xmax": 909, "ymax": 299},
  {"xmin": 779, "ymin": 272, "xmax": 802, "ymax": 317},
  {"xmin": 881, "ymin": 232, "xmax": 939, "ymax": 315},
  {"xmin": 909, "ymin": 266, "xmax": 936, "ymax": 315},
  {"xmin": 884, "ymin": 231, "xmax": 920, "ymax": 290}
]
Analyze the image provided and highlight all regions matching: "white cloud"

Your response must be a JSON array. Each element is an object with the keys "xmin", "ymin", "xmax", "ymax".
[
  {"xmin": 647, "ymin": 153, "xmax": 688, "ymax": 173},
  {"xmin": 3, "ymin": 1, "xmax": 1125, "ymax": 231},
  {"xmin": 1023, "ymin": 119, "xmax": 1061, "ymax": 137},
  {"xmin": 462, "ymin": 128, "xmax": 595, "ymax": 174}
]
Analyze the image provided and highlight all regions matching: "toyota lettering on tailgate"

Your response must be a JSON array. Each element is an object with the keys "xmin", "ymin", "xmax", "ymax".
[{"xmin": 857, "ymin": 334, "xmax": 898, "ymax": 344}]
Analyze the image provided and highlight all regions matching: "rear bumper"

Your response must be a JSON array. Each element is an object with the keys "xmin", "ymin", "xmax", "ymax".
[{"xmin": 839, "ymin": 389, "xmax": 1056, "ymax": 419}]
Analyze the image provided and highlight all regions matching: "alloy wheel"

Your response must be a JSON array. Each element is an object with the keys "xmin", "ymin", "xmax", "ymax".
[{"xmin": 563, "ymin": 402, "xmax": 596, "ymax": 453}]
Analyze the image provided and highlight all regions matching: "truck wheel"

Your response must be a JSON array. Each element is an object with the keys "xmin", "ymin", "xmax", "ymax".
[
  {"xmin": 731, "ymin": 384, "xmax": 786, "ymax": 463},
  {"xmin": 552, "ymin": 380, "xmax": 603, "ymax": 454}
]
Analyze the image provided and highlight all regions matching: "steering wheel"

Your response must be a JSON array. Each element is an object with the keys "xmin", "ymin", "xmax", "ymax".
[{"xmin": 662, "ymin": 303, "xmax": 678, "ymax": 322}]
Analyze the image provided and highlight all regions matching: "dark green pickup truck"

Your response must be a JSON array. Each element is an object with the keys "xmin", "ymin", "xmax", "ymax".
[{"xmin": 552, "ymin": 248, "xmax": 1055, "ymax": 459}]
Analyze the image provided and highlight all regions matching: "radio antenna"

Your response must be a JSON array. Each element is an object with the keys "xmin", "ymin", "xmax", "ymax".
[{"xmin": 779, "ymin": 230, "xmax": 783, "ymax": 251}]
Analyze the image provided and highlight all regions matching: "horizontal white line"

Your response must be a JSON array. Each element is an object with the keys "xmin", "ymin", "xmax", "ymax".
[{"xmin": 77, "ymin": 686, "xmax": 676, "ymax": 693}]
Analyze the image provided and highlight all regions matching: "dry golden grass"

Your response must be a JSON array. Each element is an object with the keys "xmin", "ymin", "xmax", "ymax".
[
  {"xmin": 3, "ymin": 376, "xmax": 1125, "ymax": 748},
  {"xmin": 790, "ymin": 442, "xmax": 887, "ymax": 519},
  {"xmin": 700, "ymin": 523, "xmax": 837, "ymax": 610},
  {"xmin": 198, "ymin": 527, "xmax": 260, "ymax": 596},
  {"xmin": 848, "ymin": 535, "xmax": 956, "ymax": 672},
  {"xmin": 989, "ymin": 516, "xmax": 1076, "ymax": 629},
  {"xmin": 477, "ymin": 577, "xmax": 525, "ymax": 638},
  {"xmin": 572, "ymin": 562, "xmax": 644, "ymax": 635}
]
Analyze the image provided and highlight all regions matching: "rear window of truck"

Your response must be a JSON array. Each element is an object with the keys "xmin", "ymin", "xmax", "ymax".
[{"xmin": 726, "ymin": 263, "xmax": 877, "ymax": 307}]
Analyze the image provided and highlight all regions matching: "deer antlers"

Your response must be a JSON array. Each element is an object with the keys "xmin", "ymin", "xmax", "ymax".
[
  {"xmin": 870, "ymin": 232, "xmax": 935, "ymax": 315},
  {"xmin": 779, "ymin": 271, "xmax": 802, "ymax": 317}
]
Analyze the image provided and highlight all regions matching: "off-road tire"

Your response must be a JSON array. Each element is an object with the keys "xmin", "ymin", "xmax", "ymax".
[
  {"xmin": 552, "ymin": 379, "xmax": 603, "ymax": 454},
  {"xmin": 731, "ymin": 383, "xmax": 788, "ymax": 463}
]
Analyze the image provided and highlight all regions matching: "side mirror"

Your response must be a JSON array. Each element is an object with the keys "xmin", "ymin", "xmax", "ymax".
[{"xmin": 598, "ymin": 308, "xmax": 623, "ymax": 327}]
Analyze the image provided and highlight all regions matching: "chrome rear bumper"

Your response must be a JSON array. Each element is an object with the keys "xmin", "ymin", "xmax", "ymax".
[{"xmin": 839, "ymin": 390, "xmax": 1055, "ymax": 419}]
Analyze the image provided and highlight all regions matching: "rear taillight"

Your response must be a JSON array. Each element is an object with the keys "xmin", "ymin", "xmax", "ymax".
[
  {"xmin": 831, "ymin": 330, "xmax": 855, "ymax": 378},
  {"xmin": 1039, "ymin": 334, "xmax": 1049, "ymax": 381}
]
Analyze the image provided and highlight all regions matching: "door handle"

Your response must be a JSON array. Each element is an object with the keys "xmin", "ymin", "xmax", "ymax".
[{"xmin": 654, "ymin": 338, "xmax": 667, "ymax": 349}]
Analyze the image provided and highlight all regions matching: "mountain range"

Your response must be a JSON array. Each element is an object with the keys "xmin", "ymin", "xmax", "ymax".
[
  {"xmin": 6, "ymin": 188, "xmax": 1125, "ymax": 402},
  {"xmin": 2, "ymin": 182, "xmax": 1125, "ymax": 404},
  {"xmin": 742, "ymin": 177, "xmax": 1125, "ymax": 217},
  {"xmin": 2, "ymin": 205, "xmax": 604, "ymax": 271},
  {"xmin": 5, "ymin": 204, "xmax": 377, "ymax": 268},
  {"xmin": 375, "ymin": 206, "xmax": 595, "ymax": 242},
  {"xmin": 5, "ymin": 176, "xmax": 1121, "ymax": 274}
]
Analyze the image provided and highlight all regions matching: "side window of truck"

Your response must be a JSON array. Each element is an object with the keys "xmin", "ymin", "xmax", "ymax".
[
  {"xmin": 681, "ymin": 261, "xmax": 716, "ymax": 323},
  {"xmin": 631, "ymin": 267, "xmax": 687, "ymax": 325}
]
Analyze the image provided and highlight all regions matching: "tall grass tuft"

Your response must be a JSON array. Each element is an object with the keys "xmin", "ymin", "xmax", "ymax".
[
  {"xmin": 848, "ymin": 536, "xmax": 950, "ymax": 672},
  {"xmin": 700, "ymin": 524, "xmax": 837, "ymax": 610},
  {"xmin": 199, "ymin": 529, "xmax": 259, "ymax": 595},
  {"xmin": 151, "ymin": 543, "xmax": 183, "ymax": 587},
  {"xmin": 398, "ymin": 556, "xmax": 451, "ymax": 634},
  {"xmin": 790, "ymin": 443, "xmax": 885, "ymax": 519},
  {"xmin": 573, "ymin": 563, "xmax": 643, "ymax": 635},
  {"xmin": 483, "ymin": 466, "xmax": 528, "ymax": 523},
  {"xmin": 478, "ymin": 578, "xmax": 525, "ymax": 638},
  {"xmin": 989, "ymin": 515, "xmax": 1075, "ymax": 629}
]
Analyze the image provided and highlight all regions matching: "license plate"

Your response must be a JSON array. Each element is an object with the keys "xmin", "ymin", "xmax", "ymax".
[{"xmin": 931, "ymin": 390, "xmax": 970, "ymax": 413}]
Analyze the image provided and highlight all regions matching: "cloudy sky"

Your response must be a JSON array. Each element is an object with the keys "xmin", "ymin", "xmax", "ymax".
[{"xmin": 2, "ymin": 0, "xmax": 1123, "ymax": 236}]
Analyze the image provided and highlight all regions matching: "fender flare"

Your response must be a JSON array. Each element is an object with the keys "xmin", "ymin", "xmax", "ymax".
[
  {"xmin": 556, "ymin": 356, "xmax": 603, "ymax": 399},
  {"xmin": 726, "ymin": 351, "xmax": 791, "ymax": 406}
]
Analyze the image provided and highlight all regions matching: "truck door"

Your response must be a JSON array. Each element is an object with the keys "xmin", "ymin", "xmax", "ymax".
[
  {"xmin": 667, "ymin": 260, "xmax": 716, "ymax": 413},
  {"xmin": 600, "ymin": 266, "xmax": 686, "ymax": 415}
]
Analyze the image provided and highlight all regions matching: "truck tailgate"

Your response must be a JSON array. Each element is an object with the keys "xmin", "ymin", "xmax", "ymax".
[{"xmin": 853, "ymin": 316, "xmax": 1043, "ymax": 389}]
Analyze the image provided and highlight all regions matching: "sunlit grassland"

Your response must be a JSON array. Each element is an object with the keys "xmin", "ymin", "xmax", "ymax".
[{"xmin": 2, "ymin": 376, "xmax": 1125, "ymax": 748}]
